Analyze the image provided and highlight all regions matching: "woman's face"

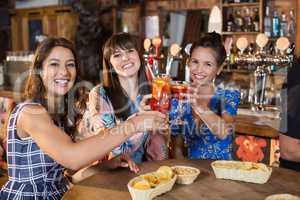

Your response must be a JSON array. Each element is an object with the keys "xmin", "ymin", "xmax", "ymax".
[
  {"xmin": 41, "ymin": 46, "xmax": 77, "ymax": 96},
  {"xmin": 109, "ymin": 47, "xmax": 140, "ymax": 78},
  {"xmin": 189, "ymin": 47, "xmax": 222, "ymax": 85}
]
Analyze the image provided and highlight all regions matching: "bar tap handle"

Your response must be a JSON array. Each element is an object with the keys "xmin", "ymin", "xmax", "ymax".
[
  {"xmin": 184, "ymin": 43, "xmax": 192, "ymax": 82},
  {"xmin": 143, "ymin": 38, "xmax": 154, "ymax": 81},
  {"xmin": 275, "ymin": 37, "xmax": 291, "ymax": 66},
  {"xmin": 152, "ymin": 36, "xmax": 162, "ymax": 59},
  {"xmin": 144, "ymin": 38, "xmax": 151, "ymax": 53},
  {"xmin": 165, "ymin": 43, "xmax": 181, "ymax": 76},
  {"xmin": 256, "ymin": 33, "xmax": 269, "ymax": 52},
  {"xmin": 235, "ymin": 37, "xmax": 249, "ymax": 65}
]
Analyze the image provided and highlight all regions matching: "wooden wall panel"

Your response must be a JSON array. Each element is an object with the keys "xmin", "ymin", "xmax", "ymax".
[{"xmin": 146, "ymin": 0, "xmax": 218, "ymax": 15}]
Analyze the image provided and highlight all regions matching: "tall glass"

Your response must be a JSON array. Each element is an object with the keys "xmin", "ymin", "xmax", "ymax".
[
  {"xmin": 150, "ymin": 74, "xmax": 171, "ymax": 147},
  {"xmin": 170, "ymin": 81, "xmax": 188, "ymax": 125},
  {"xmin": 150, "ymin": 74, "xmax": 171, "ymax": 113}
]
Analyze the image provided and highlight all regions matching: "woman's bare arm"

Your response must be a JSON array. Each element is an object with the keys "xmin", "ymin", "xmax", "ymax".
[
  {"xmin": 18, "ymin": 104, "xmax": 165, "ymax": 171},
  {"xmin": 280, "ymin": 133, "xmax": 300, "ymax": 162}
]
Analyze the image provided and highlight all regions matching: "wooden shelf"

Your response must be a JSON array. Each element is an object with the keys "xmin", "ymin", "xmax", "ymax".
[
  {"xmin": 222, "ymin": 2, "xmax": 260, "ymax": 7},
  {"xmin": 222, "ymin": 32, "xmax": 261, "ymax": 35}
]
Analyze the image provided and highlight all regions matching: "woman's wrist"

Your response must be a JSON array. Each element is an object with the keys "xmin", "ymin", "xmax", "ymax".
[
  {"xmin": 124, "ymin": 118, "xmax": 137, "ymax": 135},
  {"xmin": 194, "ymin": 104, "xmax": 210, "ymax": 115}
]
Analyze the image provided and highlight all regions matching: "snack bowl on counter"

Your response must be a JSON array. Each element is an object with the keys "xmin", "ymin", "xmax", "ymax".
[
  {"xmin": 265, "ymin": 194, "xmax": 300, "ymax": 200},
  {"xmin": 211, "ymin": 160, "xmax": 272, "ymax": 184},
  {"xmin": 171, "ymin": 165, "xmax": 200, "ymax": 185},
  {"xmin": 127, "ymin": 166, "xmax": 177, "ymax": 200}
]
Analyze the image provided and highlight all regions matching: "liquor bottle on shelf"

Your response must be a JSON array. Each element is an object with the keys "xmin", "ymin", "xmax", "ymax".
[
  {"xmin": 234, "ymin": 0, "xmax": 241, "ymax": 3},
  {"xmin": 227, "ymin": 13, "xmax": 234, "ymax": 32},
  {"xmin": 243, "ymin": 8, "xmax": 253, "ymax": 32},
  {"xmin": 253, "ymin": 8, "xmax": 260, "ymax": 32},
  {"xmin": 288, "ymin": 9, "xmax": 296, "ymax": 41},
  {"xmin": 272, "ymin": 10, "xmax": 280, "ymax": 37},
  {"xmin": 234, "ymin": 9, "xmax": 244, "ymax": 32},
  {"xmin": 280, "ymin": 13, "xmax": 287, "ymax": 37},
  {"xmin": 264, "ymin": 6, "xmax": 272, "ymax": 37}
]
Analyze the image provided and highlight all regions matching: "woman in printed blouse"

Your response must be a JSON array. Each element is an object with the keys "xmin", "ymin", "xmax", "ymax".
[
  {"xmin": 170, "ymin": 32, "xmax": 240, "ymax": 160},
  {"xmin": 0, "ymin": 37, "xmax": 166, "ymax": 199},
  {"xmin": 77, "ymin": 33, "xmax": 168, "ymax": 167}
]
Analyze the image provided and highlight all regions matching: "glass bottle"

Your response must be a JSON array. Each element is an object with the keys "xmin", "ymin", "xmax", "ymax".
[
  {"xmin": 253, "ymin": 8, "xmax": 260, "ymax": 32},
  {"xmin": 280, "ymin": 13, "xmax": 287, "ymax": 37},
  {"xmin": 288, "ymin": 9, "xmax": 296, "ymax": 41},
  {"xmin": 272, "ymin": 10, "xmax": 280, "ymax": 37},
  {"xmin": 264, "ymin": 6, "xmax": 272, "ymax": 37},
  {"xmin": 234, "ymin": 9, "xmax": 244, "ymax": 32}
]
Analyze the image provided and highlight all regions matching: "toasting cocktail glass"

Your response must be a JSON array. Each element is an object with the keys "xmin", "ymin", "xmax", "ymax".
[{"xmin": 150, "ymin": 74, "xmax": 171, "ymax": 113}]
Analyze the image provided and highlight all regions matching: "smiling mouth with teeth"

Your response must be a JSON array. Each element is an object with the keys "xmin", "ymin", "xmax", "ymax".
[
  {"xmin": 192, "ymin": 73, "xmax": 206, "ymax": 80},
  {"xmin": 122, "ymin": 63, "xmax": 134, "ymax": 69},
  {"xmin": 54, "ymin": 79, "xmax": 69, "ymax": 85}
]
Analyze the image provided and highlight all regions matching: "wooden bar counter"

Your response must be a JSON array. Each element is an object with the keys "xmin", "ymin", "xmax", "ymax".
[{"xmin": 63, "ymin": 159, "xmax": 300, "ymax": 200}]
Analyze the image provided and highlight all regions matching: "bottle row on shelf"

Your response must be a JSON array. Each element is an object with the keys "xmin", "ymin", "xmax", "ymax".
[
  {"xmin": 264, "ymin": 7, "xmax": 295, "ymax": 40},
  {"xmin": 224, "ymin": 7, "xmax": 260, "ymax": 32}
]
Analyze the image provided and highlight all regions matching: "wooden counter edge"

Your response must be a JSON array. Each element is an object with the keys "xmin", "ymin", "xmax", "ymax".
[{"xmin": 235, "ymin": 115, "xmax": 279, "ymax": 139}]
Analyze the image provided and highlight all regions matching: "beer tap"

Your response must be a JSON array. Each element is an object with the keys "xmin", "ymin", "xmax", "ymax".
[
  {"xmin": 235, "ymin": 37, "xmax": 249, "ymax": 66},
  {"xmin": 165, "ymin": 43, "xmax": 181, "ymax": 76},
  {"xmin": 143, "ymin": 38, "xmax": 154, "ymax": 81},
  {"xmin": 273, "ymin": 37, "xmax": 291, "ymax": 66},
  {"xmin": 234, "ymin": 33, "xmax": 293, "ymax": 110},
  {"xmin": 184, "ymin": 43, "xmax": 192, "ymax": 82},
  {"xmin": 151, "ymin": 36, "xmax": 162, "ymax": 76}
]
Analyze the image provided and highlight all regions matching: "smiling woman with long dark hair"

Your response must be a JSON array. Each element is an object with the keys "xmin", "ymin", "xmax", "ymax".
[{"xmin": 76, "ymin": 33, "xmax": 169, "ymax": 168}]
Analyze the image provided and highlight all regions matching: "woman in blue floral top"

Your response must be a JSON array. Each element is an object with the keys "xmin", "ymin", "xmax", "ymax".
[
  {"xmin": 76, "ymin": 33, "xmax": 168, "ymax": 172},
  {"xmin": 170, "ymin": 32, "xmax": 240, "ymax": 160}
]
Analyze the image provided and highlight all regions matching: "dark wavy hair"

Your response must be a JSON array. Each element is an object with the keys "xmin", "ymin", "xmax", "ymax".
[
  {"xmin": 102, "ymin": 32, "xmax": 150, "ymax": 121},
  {"xmin": 190, "ymin": 32, "xmax": 226, "ymax": 66}
]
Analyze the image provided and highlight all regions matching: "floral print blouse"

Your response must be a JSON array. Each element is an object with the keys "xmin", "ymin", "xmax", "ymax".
[{"xmin": 170, "ymin": 87, "xmax": 241, "ymax": 160}]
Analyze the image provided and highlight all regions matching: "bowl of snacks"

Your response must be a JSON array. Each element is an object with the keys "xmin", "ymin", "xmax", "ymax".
[
  {"xmin": 127, "ymin": 166, "xmax": 176, "ymax": 200},
  {"xmin": 211, "ymin": 160, "xmax": 272, "ymax": 184},
  {"xmin": 171, "ymin": 165, "xmax": 200, "ymax": 185},
  {"xmin": 265, "ymin": 194, "xmax": 300, "ymax": 200}
]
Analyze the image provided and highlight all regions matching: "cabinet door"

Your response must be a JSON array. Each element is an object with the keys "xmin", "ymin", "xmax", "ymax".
[
  {"xmin": 43, "ymin": 14, "xmax": 58, "ymax": 37},
  {"xmin": 11, "ymin": 15, "xmax": 24, "ymax": 51},
  {"xmin": 56, "ymin": 11, "xmax": 78, "ymax": 42}
]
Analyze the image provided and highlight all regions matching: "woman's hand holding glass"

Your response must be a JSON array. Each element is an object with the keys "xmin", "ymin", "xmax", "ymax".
[
  {"xmin": 189, "ymin": 82, "xmax": 215, "ymax": 112},
  {"xmin": 127, "ymin": 109, "xmax": 168, "ymax": 133},
  {"xmin": 139, "ymin": 94, "xmax": 152, "ymax": 111}
]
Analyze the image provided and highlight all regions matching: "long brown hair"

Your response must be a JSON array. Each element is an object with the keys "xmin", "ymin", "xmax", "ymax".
[
  {"xmin": 3, "ymin": 37, "xmax": 85, "ymax": 139},
  {"xmin": 102, "ymin": 32, "xmax": 150, "ymax": 120}
]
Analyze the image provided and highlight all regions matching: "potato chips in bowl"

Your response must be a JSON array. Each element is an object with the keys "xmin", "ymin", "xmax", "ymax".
[{"xmin": 127, "ymin": 166, "xmax": 177, "ymax": 200}]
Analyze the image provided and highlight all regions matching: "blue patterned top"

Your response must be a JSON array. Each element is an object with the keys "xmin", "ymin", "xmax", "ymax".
[
  {"xmin": 0, "ymin": 103, "xmax": 70, "ymax": 200},
  {"xmin": 170, "ymin": 87, "xmax": 240, "ymax": 160}
]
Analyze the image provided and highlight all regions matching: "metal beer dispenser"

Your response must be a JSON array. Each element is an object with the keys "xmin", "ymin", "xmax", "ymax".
[{"xmin": 234, "ymin": 33, "xmax": 293, "ymax": 110}]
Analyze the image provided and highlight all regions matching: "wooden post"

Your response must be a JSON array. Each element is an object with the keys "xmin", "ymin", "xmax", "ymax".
[{"xmin": 296, "ymin": 0, "xmax": 300, "ymax": 57}]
